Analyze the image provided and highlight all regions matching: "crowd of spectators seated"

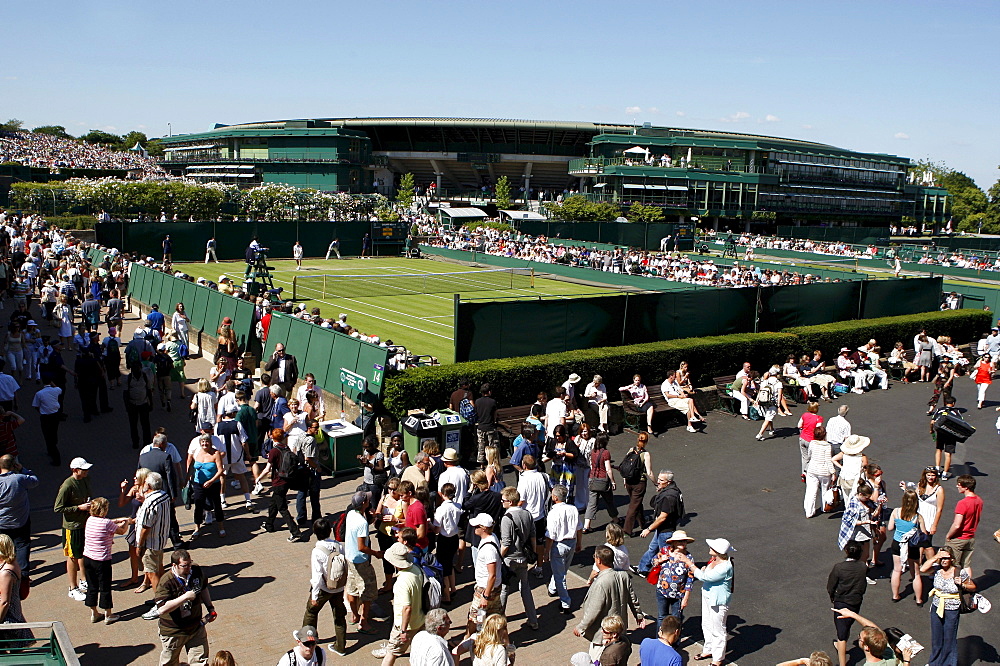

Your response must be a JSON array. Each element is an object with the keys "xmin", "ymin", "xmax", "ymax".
[
  {"xmin": 430, "ymin": 227, "xmax": 831, "ymax": 288},
  {"xmin": 0, "ymin": 130, "xmax": 164, "ymax": 177}
]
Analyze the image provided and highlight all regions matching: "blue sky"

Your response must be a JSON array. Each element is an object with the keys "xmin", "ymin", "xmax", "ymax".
[{"xmin": 3, "ymin": 1, "xmax": 998, "ymax": 188}]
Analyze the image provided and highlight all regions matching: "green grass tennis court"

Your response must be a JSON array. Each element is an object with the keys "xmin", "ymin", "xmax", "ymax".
[{"xmin": 173, "ymin": 257, "xmax": 623, "ymax": 363}]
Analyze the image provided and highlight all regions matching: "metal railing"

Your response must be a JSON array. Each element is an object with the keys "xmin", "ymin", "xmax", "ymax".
[
  {"xmin": 160, "ymin": 153, "xmax": 369, "ymax": 165},
  {"xmin": 568, "ymin": 157, "xmax": 764, "ymax": 175},
  {"xmin": 0, "ymin": 622, "xmax": 81, "ymax": 664}
]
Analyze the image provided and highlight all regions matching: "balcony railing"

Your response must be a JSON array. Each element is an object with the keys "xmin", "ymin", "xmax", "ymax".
[
  {"xmin": 0, "ymin": 622, "xmax": 81, "ymax": 665},
  {"xmin": 568, "ymin": 157, "xmax": 763, "ymax": 175},
  {"xmin": 160, "ymin": 153, "xmax": 370, "ymax": 165}
]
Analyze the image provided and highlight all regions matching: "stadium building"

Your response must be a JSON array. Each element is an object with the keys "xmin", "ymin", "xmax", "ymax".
[{"xmin": 158, "ymin": 117, "xmax": 949, "ymax": 228}]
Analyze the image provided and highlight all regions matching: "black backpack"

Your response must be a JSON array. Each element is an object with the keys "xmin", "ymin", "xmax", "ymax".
[
  {"xmin": 276, "ymin": 447, "xmax": 311, "ymax": 491},
  {"xmin": 617, "ymin": 448, "xmax": 644, "ymax": 483}
]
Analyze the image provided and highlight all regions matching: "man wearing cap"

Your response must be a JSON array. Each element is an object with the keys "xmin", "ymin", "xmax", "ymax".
[
  {"xmin": 345, "ymin": 490, "xmax": 382, "ymax": 634},
  {"xmin": 373, "ymin": 542, "xmax": 425, "ymax": 665},
  {"xmin": 463, "ymin": 513, "xmax": 502, "ymax": 638},
  {"xmin": 54, "ymin": 457, "xmax": 93, "ymax": 601},
  {"xmin": 574, "ymin": 545, "xmax": 646, "ymax": 657},
  {"xmin": 278, "ymin": 625, "xmax": 323, "ymax": 666}
]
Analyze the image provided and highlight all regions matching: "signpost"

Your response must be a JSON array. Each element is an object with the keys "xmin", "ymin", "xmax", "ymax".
[{"xmin": 339, "ymin": 368, "xmax": 367, "ymax": 394}]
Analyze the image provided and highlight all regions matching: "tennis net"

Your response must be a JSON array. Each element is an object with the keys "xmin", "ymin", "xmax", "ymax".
[{"xmin": 292, "ymin": 267, "xmax": 534, "ymax": 300}]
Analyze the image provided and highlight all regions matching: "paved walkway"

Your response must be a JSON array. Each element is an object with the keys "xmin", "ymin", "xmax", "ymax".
[{"xmin": 22, "ymin": 302, "xmax": 997, "ymax": 664}]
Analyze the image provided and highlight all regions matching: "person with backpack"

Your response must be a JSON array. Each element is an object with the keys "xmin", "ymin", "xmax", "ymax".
[
  {"xmin": 100, "ymin": 328, "xmax": 122, "ymax": 389},
  {"xmin": 277, "ymin": 625, "xmax": 326, "ymax": 666},
  {"xmin": 215, "ymin": 408, "xmax": 254, "ymax": 514},
  {"xmin": 372, "ymin": 542, "xmax": 425, "ymax": 665},
  {"xmin": 253, "ymin": 429, "xmax": 304, "ymax": 542},
  {"xmin": 754, "ymin": 369, "xmax": 784, "ymax": 441},
  {"xmin": 621, "ymin": 432, "xmax": 654, "ymax": 537},
  {"xmin": 123, "ymin": 364, "xmax": 153, "ymax": 450},
  {"xmin": 152, "ymin": 347, "xmax": 174, "ymax": 411},
  {"xmin": 304, "ymin": 518, "xmax": 347, "ymax": 658},
  {"xmin": 498, "ymin": 486, "xmax": 539, "ymax": 630},
  {"xmin": 636, "ymin": 471, "xmax": 685, "ymax": 575}
]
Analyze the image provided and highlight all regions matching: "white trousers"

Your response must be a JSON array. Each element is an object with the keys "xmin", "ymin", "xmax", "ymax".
[
  {"xmin": 731, "ymin": 391, "xmax": 749, "ymax": 415},
  {"xmin": 977, "ymin": 382, "xmax": 989, "ymax": 404},
  {"xmin": 804, "ymin": 473, "xmax": 832, "ymax": 517},
  {"xmin": 701, "ymin": 596, "xmax": 729, "ymax": 663}
]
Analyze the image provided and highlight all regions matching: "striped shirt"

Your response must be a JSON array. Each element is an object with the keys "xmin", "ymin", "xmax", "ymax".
[
  {"xmin": 83, "ymin": 516, "xmax": 117, "ymax": 562},
  {"xmin": 136, "ymin": 490, "xmax": 171, "ymax": 551}
]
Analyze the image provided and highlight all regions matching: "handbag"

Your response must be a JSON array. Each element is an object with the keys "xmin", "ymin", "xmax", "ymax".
[
  {"xmin": 646, "ymin": 564, "xmax": 662, "ymax": 585},
  {"xmin": 908, "ymin": 529, "xmax": 930, "ymax": 548},
  {"xmin": 959, "ymin": 578, "xmax": 978, "ymax": 614},
  {"xmin": 823, "ymin": 487, "xmax": 841, "ymax": 513},
  {"xmin": 181, "ymin": 471, "xmax": 195, "ymax": 510}
]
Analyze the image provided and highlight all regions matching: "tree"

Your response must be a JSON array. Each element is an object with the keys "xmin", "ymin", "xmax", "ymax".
[
  {"xmin": 80, "ymin": 129, "xmax": 121, "ymax": 146},
  {"xmin": 495, "ymin": 175, "xmax": 511, "ymax": 209},
  {"xmin": 117, "ymin": 131, "xmax": 150, "ymax": 152},
  {"xmin": 146, "ymin": 139, "xmax": 165, "ymax": 157},
  {"xmin": 911, "ymin": 160, "xmax": 988, "ymax": 231},
  {"xmin": 32, "ymin": 125, "xmax": 73, "ymax": 139},
  {"xmin": 0, "ymin": 119, "xmax": 23, "ymax": 132},
  {"xmin": 396, "ymin": 172, "xmax": 415, "ymax": 209},
  {"xmin": 627, "ymin": 202, "xmax": 665, "ymax": 223}
]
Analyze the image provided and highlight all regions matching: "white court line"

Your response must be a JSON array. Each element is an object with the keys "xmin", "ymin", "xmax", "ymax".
[{"xmin": 268, "ymin": 276, "xmax": 454, "ymax": 340}]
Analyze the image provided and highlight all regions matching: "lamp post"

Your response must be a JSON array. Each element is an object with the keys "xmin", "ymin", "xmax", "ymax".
[{"xmin": 167, "ymin": 123, "xmax": 172, "ymax": 137}]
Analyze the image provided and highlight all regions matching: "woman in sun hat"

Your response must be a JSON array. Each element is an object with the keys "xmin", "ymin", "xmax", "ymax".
[
  {"xmin": 832, "ymin": 435, "xmax": 869, "ymax": 499},
  {"xmin": 649, "ymin": 530, "xmax": 697, "ymax": 627},
  {"xmin": 691, "ymin": 538, "xmax": 735, "ymax": 666}
]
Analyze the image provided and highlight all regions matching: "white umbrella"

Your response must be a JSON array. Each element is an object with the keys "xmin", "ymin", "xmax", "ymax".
[
  {"xmin": 686, "ymin": 147, "xmax": 693, "ymax": 163},
  {"xmin": 624, "ymin": 146, "xmax": 649, "ymax": 155}
]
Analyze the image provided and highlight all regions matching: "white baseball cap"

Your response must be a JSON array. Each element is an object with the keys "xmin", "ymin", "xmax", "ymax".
[{"xmin": 69, "ymin": 457, "xmax": 93, "ymax": 470}]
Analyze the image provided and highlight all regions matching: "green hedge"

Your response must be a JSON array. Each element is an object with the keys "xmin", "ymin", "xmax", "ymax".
[
  {"xmin": 783, "ymin": 309, "xmax": 991, "ymax": 358},
  {"xmin": 382, "ymin": 308, "xmax": 993, "ymax": 416},
  {"xmin": 382, "ymin": 333, "xmax": 800, "ymax": 416}
]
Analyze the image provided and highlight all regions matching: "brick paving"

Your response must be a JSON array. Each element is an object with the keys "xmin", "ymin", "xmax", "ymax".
[{"xmin": 23, "ymin": 302, "xmax": 998, "ymax": 664}]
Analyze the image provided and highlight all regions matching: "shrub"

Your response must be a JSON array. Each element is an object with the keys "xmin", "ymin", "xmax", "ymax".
[
  {"xmin": 783, "ymin": 309, "xmax": 991, "ymax": 357},
  {"xmin": 382, "ymin": 332, "xmax": 799, "ymax": 416}
]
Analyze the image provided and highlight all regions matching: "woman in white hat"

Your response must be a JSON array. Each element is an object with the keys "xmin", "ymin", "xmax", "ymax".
[
  {"xmin": 832, "ymin": 435, "xmax": 869, "ymax": 499},
  {"xmin": 692, "ymin": 538, "xmax": 735, "ymax": 666},
  {"xmin": 649, "ymin": 530, "xmax": 697, "ymax": 627}
]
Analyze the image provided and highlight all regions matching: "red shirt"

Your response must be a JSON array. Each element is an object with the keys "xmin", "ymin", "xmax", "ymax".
[
  {"xmin": 799, "ymin": 412, "xmax": 823, "ymax": 441},
  {"xmin": 404, "ymin": 499, "xmax": 429, "ymax": 549},
  {"xmin": 267, "ymin": 445, "xmax": 288, "ymax": 488},
  {"xmin": 954, "ymin": 495, "xmax": 983, "ymax": 539}
]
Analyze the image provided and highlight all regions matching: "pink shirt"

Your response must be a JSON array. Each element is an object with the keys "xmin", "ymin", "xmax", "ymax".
[
  {"xmin": 83, "ymin": 516, "xmax": 117, "ymax": 561},
  {"xmin": 800, "ymin": 412, "xmax": 823, "ymax": 441}
]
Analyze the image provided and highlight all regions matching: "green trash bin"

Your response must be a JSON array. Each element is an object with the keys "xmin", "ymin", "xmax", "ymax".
[
  {"xmin": 432, "ymin": 409, "xmax": 467, "ymax": 454},
  {"xmin": 401, "ymin": 412, "xmax": 441, "ymax": 459}
]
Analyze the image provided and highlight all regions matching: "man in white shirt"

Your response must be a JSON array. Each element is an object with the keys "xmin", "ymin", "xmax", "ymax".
[
  {"xmin": 303, "ymin": 518, "xmax": 347, "ymax": 657},
  {"xmin": 438, "ymin": 449, "xmax": 469, "ymax": 507},
  {"xmin": 465, "ymin": 514, "xmax": 501, "ymax": 638},
  {"xmin": 826, "ymin": 405, "xmax": 852, "ymax": 454},
  {"xmin": 515, "ymin": 455, "xmax": 551, "ymax": 576},
  {"xmin": 546, "ymin": 484, "xmax": 581, "ymax": 613},
  {"xmin": 409, "ymin": 608, "xmax": 454, "ymax": 666},
  {"xmin": 276, "ymin": 625, "xmax": 323, "ymax": 666},
  {"xmin": 544, "ymin": 387, "xmax": 570, "ymax": 442}
]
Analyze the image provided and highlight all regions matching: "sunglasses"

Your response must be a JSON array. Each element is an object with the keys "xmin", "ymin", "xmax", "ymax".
[{"xmin": 301, "ymin": 640, "xmax": 316, "ymax": 648}]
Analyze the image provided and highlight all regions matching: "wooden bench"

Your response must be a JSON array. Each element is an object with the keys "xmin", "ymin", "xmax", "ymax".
[
  {"xmin": 713, "ymin": 375, "xmax": 740, "ymax": 416},
  {"xmin": 887, "ymin": 349, "xmax": 916, "ymax": 381},
  {"xmin": 496, "ymin": 404, "xmax": 533, "ymax": 440},
  {"xmin": 615, "ymin": 384, "xmax": 683, "ymax": 433}
]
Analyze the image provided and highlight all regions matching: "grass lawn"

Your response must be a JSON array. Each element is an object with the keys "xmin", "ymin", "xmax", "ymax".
[{"xmin": 173, "ymin": 256, "xmax": 622, "ymax": 363}]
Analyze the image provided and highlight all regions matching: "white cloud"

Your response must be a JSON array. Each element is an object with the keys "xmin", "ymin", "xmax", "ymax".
[
  {"xmin": 894, "ymin": 132, "xmax": 909, "ymax": 140},
  {"xmin": 801, "ymin": 124, "xmax": 813, "ymax": 130},
  {"xmin": 675, "ymin": 111, "xmax": 686, "ymax": 117},
  {"xmin": 764, "ymin": 114, "xmax": 780, "ymax": 122},
  {"xmin": 100, "ymin": 125, "xmax": 117, "ymax": 131},
  {"xmin": 3, "ymin": 76, "xmax": 17, "ymax": 81},
  {"xmin": 625, "ymin": 106, "xmax": 642, "ymax": 115},
  {"xmin": 720, "ymin": 111, "xmax": 751, "ymax": 123}
]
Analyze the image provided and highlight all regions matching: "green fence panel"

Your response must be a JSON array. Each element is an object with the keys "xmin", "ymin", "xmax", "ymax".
[
  {"xmin": 231, "ymin": 298, "xmax": 257, "ymax": 351},
  {"xmin": 303, "ymin": 328, "xmax": 337, "ymax": 394},
  {"xmin": 331, "ymin": 334, "xmax": 363, "ymax": 400},
  {"xmin": 127, "ymin": 264, "xmax": 144, "ymax": 301},
  {"xmin": 641, "ymin": 289, "xmax": 759, "ymax": 342},
  {"xmin": 861, "ymin": 277, "xmax": 943, "ymax": 319},
  {"xmin": 356, "ymin": 344, "xmax": 390, "ymax": 396},
  {"xmin": 146, "ymin": 270, "xmax": 163, "ymax": 308},
  {"xmin": 263, "ymin": 314, "xmax": 293, "ymax": 359},
  {"xmin": 762, "ymin": 282, "xmax": 863, "ymax": 331},
  {"xmin": 177, "ymin": 281, "xmax": 198, "ymax": 328},
  {"xmin": 191, "ymin": 285, "xmax": 211, "ymax": 332}
]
